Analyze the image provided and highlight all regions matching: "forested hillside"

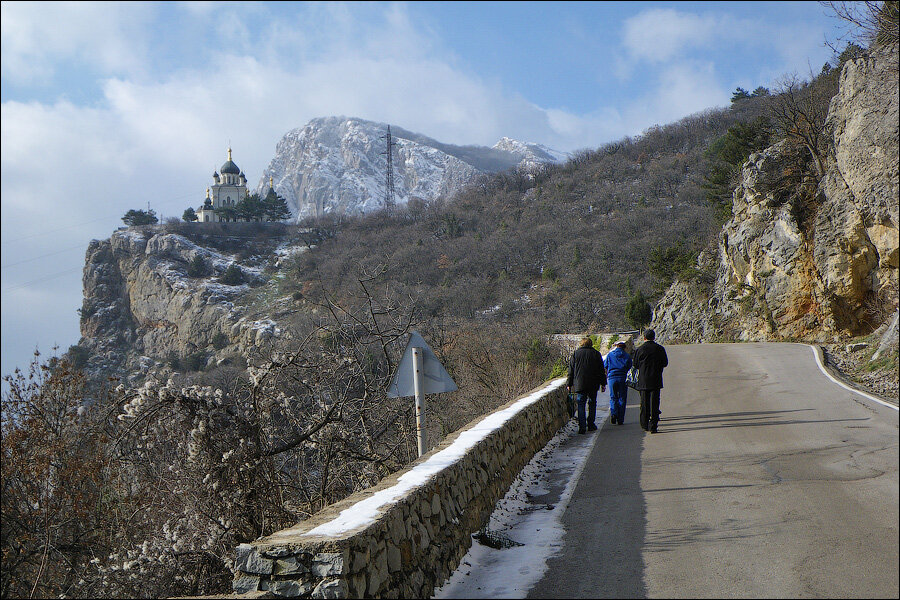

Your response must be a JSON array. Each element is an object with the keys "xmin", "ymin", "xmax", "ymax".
[{"xmin": 288, "ymin": 97, "xmax": 773, "ymax": 334}]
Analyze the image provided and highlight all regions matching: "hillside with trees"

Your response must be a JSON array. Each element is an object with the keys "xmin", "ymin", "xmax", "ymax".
[{"xmin": 4, "ymin": 2, "xmax": 897, "ymax": 591}]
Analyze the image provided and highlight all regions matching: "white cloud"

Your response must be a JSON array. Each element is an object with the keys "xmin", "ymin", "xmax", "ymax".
[
  {"xmin": 0, "ymin": 1, "xmax": 153, "ymax": 85},
  {"xmin": 1, "ymin": 2, "xmax": 839, "ymax": 379},
  {"xmin": 630, "ymin": 61, "xmax": 730, "ymax": 127},
  {"xmin": 621, "ymin": 8, "xmax": 720, "ymax": 64}
]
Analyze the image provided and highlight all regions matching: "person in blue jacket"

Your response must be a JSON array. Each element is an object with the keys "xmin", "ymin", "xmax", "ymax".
[{"xmin": 603, "ymin": 339, "xmax": 632, "ymax": 425}]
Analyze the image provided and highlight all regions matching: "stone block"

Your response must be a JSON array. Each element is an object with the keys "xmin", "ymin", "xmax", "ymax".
[
  {"xmin": 236, "ymin": 543, "xmax": 274, "ymax": 575},
  {"xmin": 274, "ymin": 556, "xmax": 309, "ymax": 575},
  {"xmin": 312, "ymin": 578, "xmax": 349, "ymax": 599},
  {"xmin": 233, "ymin": 575, "xmax": 261, "ymax": 594},
  {"xmin": 262, "ymin": 546, "xmax": 293, "ymax": 558},
  {"xmin": 350, "ymin": 546, "xmax": 370, "ymax": 573},
  {"xmin": 389, "ymin": 513, "xmax": 406, "ymax": 544},
  {"xmin": 386, "ymin": 542, "xmax": 402, "ymax": 573},
  {"xmin": 430, "ymin": 494, "xmax": 441, "ymax": 516},
  {"xmin": 399, "ymin": 539, "xmax": 413, "ymax": 566},
  {"xmin": 271, "ymin": 579, "xmax": 314, "ymax": 597},
  {"xmin": 348, "ymin": 573, "xmax": 367, "ymax": 597},
  {"xmin": 311, "ymin": 551, "xmax": 346, "ymax": 577},
  {"xmin": 367, "ymin": 551, "xmax": 387, "ymax": 596}
]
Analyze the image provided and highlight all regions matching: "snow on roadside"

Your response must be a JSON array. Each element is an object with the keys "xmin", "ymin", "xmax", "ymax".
[{"xmin": 433, "ymin": 408, "xmax": 608, "ymax": 599}]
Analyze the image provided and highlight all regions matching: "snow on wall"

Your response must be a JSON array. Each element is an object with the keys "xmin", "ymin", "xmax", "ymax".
[{"xmin": 232, "ymin": 377, "xmax": 571, "ymax": 598}]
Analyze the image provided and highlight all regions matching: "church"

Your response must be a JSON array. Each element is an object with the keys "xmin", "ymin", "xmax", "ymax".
[{"xmin": 196, "ymin": 148, "xmax": 249, "ymax": 222}]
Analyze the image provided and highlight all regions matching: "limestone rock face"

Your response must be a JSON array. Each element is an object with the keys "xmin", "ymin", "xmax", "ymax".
[
  {"xmin": 79, "ymin": 226, "xmax": 297, "ymax": 379},
  {"xmin": 654, "ymin": 45, "xmax": 899, "ymax": 343},
  {"xmin": 257, "ymin": 117, "xmax": 568, "ymax": 220}
]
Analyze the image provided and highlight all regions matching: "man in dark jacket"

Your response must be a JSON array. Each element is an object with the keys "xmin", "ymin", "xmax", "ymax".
[
  {"xmin": 566, "ymin": 337, "xmax": 607, "ymax": 434},
  {"xmin": 632, "ymin": 329, "xmax": 668, "ymax": 433}
]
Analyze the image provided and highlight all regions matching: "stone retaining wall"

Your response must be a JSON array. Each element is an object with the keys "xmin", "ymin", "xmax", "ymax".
[{"xmin": 231, "ymin": 378, "xmax": 568, "ymax": 598}]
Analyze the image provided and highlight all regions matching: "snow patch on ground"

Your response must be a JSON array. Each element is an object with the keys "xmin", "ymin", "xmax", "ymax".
[{"xmin": 433, "ymin": 409, "xmax": 608, "ymax": 599}]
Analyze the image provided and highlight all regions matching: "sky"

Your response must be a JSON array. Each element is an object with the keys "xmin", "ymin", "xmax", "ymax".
[{"xmin": 1, "ymin": 1, "xmax": 852, "ymax": 381}]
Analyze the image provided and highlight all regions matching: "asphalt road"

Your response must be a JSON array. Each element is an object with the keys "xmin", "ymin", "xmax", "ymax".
[{"xmin": 528, "ymin": 343, "xmax": 899, "ymax": 599}]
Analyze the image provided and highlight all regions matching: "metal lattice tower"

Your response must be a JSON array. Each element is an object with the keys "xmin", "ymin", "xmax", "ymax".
[{"xmin": 381, "ymin": 125, "xmax": 398, "ymax": 209}]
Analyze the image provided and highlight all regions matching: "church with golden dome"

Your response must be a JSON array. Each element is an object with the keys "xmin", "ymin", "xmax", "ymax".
[{"xmin": 195, "ymin": 148, "xmax": 249, "ymax": 222}]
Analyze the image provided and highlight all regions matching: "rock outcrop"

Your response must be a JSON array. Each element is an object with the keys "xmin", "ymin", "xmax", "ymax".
[
  {"xmin": 653, "ymin": 44, "xmax": 899, "ymax": 343},
  {"xmin": 79, "ymin": 224, "xmax": 302, "ymax": 380}
]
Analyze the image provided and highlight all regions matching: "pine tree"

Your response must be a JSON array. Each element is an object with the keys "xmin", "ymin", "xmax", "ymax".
[
  {"xmin": 263, "ymin": 189, "xmax": 292, "ymax": 222},
  {"xmin": 625, "ymin": 290, "xmax": 653, "ymax": 329},
  {"xmin": 122, "ymin": 209, "xmax": 158, "ymax": 226}
]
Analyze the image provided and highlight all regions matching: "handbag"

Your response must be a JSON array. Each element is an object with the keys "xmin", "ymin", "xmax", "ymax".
[
  {"xmin": 625, "ymin": 366, "xmax": 639, "ymax": 389},
  {"xmin": 566, "ymin": 393, "xmax": 576, "ymax": 418}
]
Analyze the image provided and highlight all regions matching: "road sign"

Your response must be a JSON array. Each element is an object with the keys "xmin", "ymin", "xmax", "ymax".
[
  {"xmin": 387, "ymin": 331, "xmax": 457, "ymax": 398},
  {"xmin": 387, "ymin": 331, "xmax": 457, "ymax": 457}
]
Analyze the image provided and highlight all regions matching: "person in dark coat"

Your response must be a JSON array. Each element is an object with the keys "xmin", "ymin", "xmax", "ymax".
[
  {"xmin": 566, "ymin": 337, "xmax": 607, "ymax": 434},
  {"xmin": 631, "ymin": 329, "xmax": 668, "ymax": 433},
  {"xmin": 604, "ymin": 339, "xmax": 632, "ymax": 425}
]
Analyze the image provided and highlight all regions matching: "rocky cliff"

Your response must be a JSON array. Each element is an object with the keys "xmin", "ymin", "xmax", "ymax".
[
  {"xmin": 653, "ymin": 44, "xmax": 899, "ymax": 343},
  {"xmin": 78, "ymin": 224, "xmax": 304, "ymax": 380},
  {"xmin": 257, "ymin": 117, "xmax": 566, "ymax": 219}
]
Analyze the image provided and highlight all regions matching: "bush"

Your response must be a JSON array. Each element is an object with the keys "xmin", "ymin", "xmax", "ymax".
[
  {"xmin": 77, "ymin": 299, "xmax": 97, "ymax": 322},
  {"xmin": 211, "ymin": 333, "xmax": 229, "ymax": 350},
  {"xmin": 218, "ymin": 264, "xmax": 243, "ymax": 286},
  {"xmin": 625, "ymin": 291, "xmax": 653, "ymax": 328},
  {"xmin": 549, "ymin": 357, "xmax": 568, "ymax": 379},
  {"xmin": 524, "ymin": 337, "xmax": 551, "ymax": 367},
  {"xmin": 183, "ymin": 351, "xmax": 207, "ymax": 372},
  {"xmin": 187, "ymin": 255, "xmax": 208, "ymax": 278},
  {"xmin": 67, "ymin": 344, "xmax": 91, "ymax": 369}
]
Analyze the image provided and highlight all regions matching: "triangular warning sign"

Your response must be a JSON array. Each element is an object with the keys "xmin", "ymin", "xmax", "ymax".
[{"xmin": 387, "ymin": 331, "xmax": 458, "ymax": 398}]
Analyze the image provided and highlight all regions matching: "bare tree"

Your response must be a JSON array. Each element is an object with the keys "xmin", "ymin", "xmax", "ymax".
[
  {"xmin": 769, "ymin": 73, "xmax": 835, "ymax": 179},
  {"xmin": 822, "ymin": 1, "xmax": 899, "ymax": 49}
]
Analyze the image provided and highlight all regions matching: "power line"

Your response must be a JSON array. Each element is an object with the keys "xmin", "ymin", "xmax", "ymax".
[
  {"xmin": 1, "ymin": 189, "xmax": 199, "ymax": 246},
  {"xmin": 1, "ymin": 266, "xmax": 85, "ymax": 296},
  {"xmin": 1, "ymin": 243, "xmax": 88, "ymax": 270}
]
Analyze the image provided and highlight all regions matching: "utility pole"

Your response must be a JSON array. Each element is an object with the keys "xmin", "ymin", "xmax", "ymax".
[{"xmin": 381, "ymin": 126, "xmax": 397, "ymax": 210}]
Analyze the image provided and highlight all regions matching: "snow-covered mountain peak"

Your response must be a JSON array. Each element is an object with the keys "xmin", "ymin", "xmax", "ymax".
[{"xmin": 257, "ymin": 117, "xmax": 569, "ymax": 220}]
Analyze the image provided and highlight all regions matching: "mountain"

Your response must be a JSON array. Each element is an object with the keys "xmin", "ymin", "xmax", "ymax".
[
  {"xmin": 492, "ymin": 137, "xmax": 572, "ymax": 171},
  {"xmin": 256, "ymin": 117, "xmax": 568, "ymax": 219}
]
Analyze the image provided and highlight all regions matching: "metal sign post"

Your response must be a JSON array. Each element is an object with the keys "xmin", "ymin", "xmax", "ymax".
[
  {"xmin": 387, "ymin": 331, "xmax": 457, "ymax": 457},
  {"xmin": 412, "ymin": 347, "xmax": 426, "ymax": 457}
]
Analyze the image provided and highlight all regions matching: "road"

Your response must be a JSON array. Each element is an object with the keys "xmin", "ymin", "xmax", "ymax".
[{"xmin": 527, "ymin": 343, "xmax": 899, "ymax": 599}]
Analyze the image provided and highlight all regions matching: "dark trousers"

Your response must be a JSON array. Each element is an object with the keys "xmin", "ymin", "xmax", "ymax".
[
  {"xmin": 575, "ymin": 392, "xmax": 597, "ymax": 431},
  {"xmin": 639, "ymin": 388, "xmax": 661, "ymax": 431}
]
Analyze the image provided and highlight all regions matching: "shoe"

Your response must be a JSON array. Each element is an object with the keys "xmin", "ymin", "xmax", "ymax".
[
  {"xmin": 617, "ymin": 420, "xmax": 624, "ymax": 425},
  {"xmin": 588, "ymin": 424, "xmax": 597, "ymax": 431},
  {"xmin": 578, "ymin": 429, "xmax": 586, "ymax": 434},
  {"xmin": 650, "ymin": 428, "xmax": 658, "ymax": 434},
  {"xmin": 609, "ymin": 415, "xmax": 617, "ymax": 425}
]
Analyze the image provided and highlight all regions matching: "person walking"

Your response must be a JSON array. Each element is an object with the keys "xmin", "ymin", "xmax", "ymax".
[
  {"xmin": 604, "ymin": 339, "xmax": 632, "ymax": 425},
  {"xmin": 632, "ymin": 329, "xmax": 668, "ymax": 433},
  {"xmin": 566, "ymin": 337, "xmax": 607, "ymax": 434}
]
